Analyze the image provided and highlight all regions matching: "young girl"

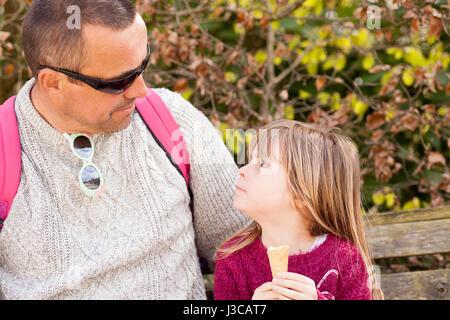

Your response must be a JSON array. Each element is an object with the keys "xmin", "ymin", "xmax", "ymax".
[{"xmin": 214, "ymin": 119, "xmax": 383, "ymax": 300}]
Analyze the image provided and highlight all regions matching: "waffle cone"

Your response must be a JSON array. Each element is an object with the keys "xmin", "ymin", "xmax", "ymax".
[{"xmin": 267, "ymin": 245, "xmax": 289, "ymax": 279}]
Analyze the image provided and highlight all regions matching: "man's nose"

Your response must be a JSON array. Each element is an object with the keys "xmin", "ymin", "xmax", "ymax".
[{"xmin": 124, "ymin": 74, "xmax": 148, "ymax": 99}]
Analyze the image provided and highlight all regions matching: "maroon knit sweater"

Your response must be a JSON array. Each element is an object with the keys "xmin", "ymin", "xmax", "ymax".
[{"xmin": 214, "ymin": 233, "xmax": 372, "ymax": 300}]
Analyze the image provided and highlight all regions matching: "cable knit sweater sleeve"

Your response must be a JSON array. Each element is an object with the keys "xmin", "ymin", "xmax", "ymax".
[{"xmin": 153, "ymin": 89, "xmax": 251, "ymax": 264}]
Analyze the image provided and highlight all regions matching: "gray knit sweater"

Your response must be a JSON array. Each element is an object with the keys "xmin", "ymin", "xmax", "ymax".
[{"xmin": 0, "ymin": 78, "xmax": 250, "ymax": 299}]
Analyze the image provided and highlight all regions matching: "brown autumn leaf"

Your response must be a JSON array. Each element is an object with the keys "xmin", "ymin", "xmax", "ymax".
[
  {"xmin": 190, "ymin": 24, "xmax": 200, "ymax": 37},
  {"xmin": 413, "ymin": 67, "xmax": 425, "ymax": 86},
  {"xmin": 410, "ymin": 17, "xmax": 420, "ymax": 34},
  {"xmin": 375, "ymin": 30, "xmax": 384, "ymax": 41},
  {"xmin": 370, "ymin": 141, "xmax": 397, "ymax": 183},
  {"xmin": 0, "ymin": 31, "xmax": 10, "ymax": 42},
  {"xmin": 331, "ymin": 108, "xmax": 348, "ymax": 126},
  {"xmin": 4, "ymin": 64, "xmax": 14, "ymax": 75},
  {"xmin": 423, "ymin": 5, "xmax": 441, "ymax": 18},
  {"xmin": 315, "ymin": 77, "xmax": 327, "ymax": 91},
  {"xmin": 423, "ymin": 5, "xmax": 434, "ymax": 15},
  {"xmin": 253, "ymin": 88, "xmax": 264, "ymax": 95},
  {"xmin": 5, "ymin": 42, "xmax": 13, "ymax": 51},
  {"xmin": 378, "ymin": 78, "xmax": 399, "ymax": 96},
  {"xmin": 167, "ymin": 31, "xmax": 178, "ymax": 45},
  {"xmin": 371, "ymin": 129, "xmax": 383, "ymax": 142},
  {"xmin": 215, "ymin": 41, "xmax": 224, "ymax": 54},
  {"xmin": 245, "ymin": 15, "xmax": 254, "ymax": 31},
  {"xmin": 366, "ymin": 112, "xmax": 386, "ymax": 130},
  {"xmin": 428, "ymin": 17, "xmax": 443, "ymax": 39},
  {"xmin": 403, "ymin": 0, "xmax": 414, "ymax": 8},
  {"xmin": 226, "ymin": 50, "xmax": 240, "ymax": 66},
  {"xmin": 384, "ymin": 29, "xmax": 392, "ymax": 42},
  {"xmin": 430, "ymin": 192, "xmax": 444, "ymax": 207},
  {"xmin": 403, "ymin": 10, "xmax": 417, "ymax": 19},
  {"xmin": 237, "ymin": 11, "xmax": 246, "ymax": 23},
  {"xmin": 421, "ymin": 104, "xmax": 435, "ymax": 114},
  {"xmin": 261, "ymin": 15, "xmax": 270, "ymax": 29},
  {"xmin": 213, "ymin": 7, "xmax": 224, "ymax": 17},
  {"xmin": 307, "ymin": 108, "xmax": 321, "ymax": 123},
  {"xmin": 237, "ymin": 76, "xmax": 248, "ymax": 89},
  {"xmin": 173, "ymin": 78, "xmax": 189, "ymax": 93},
  {"xmin": 194, "ymin": 62, "xmax": 210, "ymax": 78},
  {"xmin": 353, "ymin": 7, "xmax": 366, "ymax": 20},
  {"xmin": 401, "ymin": 114, "xmax": 420, "ymax": 131},
  {"xmin": 443, "ymin": 183, "xmax": 450, "ymax": 194},
  {"xmin": 369, "ymin": 64, "xmax": 390, "ymax": 73},
  {"xmin": 438, "ymin": 173, "xmax": 450, "ymax": 193},
  {"xmin": 435, "ymin": 78, "xmax": 444, "ymax": 91},
  {"xmin": 427, "ymin": 151, "xmax": 446, "ymax": 169}
]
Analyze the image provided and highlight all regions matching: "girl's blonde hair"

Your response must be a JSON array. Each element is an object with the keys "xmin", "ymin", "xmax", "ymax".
[{"xmin": 216, "ymin": 119, "xmax": 383, "ymax": 300}]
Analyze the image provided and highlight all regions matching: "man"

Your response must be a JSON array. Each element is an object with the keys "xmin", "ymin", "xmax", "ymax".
[{"xmin": 0, "ymin": 0, "xmax": 249, "ymax": 299}]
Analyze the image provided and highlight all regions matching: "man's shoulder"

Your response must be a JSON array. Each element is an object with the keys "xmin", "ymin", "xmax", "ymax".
[
  {"xmin": 144, "ymin": 87, "xmax": 214, "ymax": 135},
  {"xmin": 149, "ymin": 87, "xmax": 194, "ymax": 114}
]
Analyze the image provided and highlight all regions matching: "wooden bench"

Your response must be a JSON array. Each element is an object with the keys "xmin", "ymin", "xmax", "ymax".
[
  {"xmin": 204, "ymin": 205, "xmax": 450, "ymax": 300},
  {"xmin": 365, "ymin": 205, "xmax": 449, "ymax": 300}
]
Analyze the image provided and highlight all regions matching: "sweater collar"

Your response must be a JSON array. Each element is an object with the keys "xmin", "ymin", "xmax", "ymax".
[
  {"xmin": 15, "ymin": 78, "xmax": 70, "ymax": 147},
  {"xmin": 14, "ymin": 78, "xmax": 135, "ymax": 149},
  {"xmin": 255, "ymin": 232, "xmax": 336, "ymax": 259}
]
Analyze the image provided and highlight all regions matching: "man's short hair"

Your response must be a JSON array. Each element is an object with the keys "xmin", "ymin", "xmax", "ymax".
[{"xmin": 22, "ymin": 0, "xmax": 137, "ymax": 81}]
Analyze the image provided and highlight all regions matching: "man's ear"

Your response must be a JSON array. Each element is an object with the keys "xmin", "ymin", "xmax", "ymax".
[{"xmin": 36, "ymin": 69, "xmax": 64, "ymax": 95}]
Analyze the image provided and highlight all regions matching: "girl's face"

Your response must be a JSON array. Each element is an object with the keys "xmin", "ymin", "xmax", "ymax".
[{"xmin": 234, "ymin": 144, "xmax": 296, "ymax": 224}]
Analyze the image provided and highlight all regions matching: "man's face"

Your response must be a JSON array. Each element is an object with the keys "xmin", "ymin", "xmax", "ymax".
[{"xmin": 59, "ymin": 14, "xmax": 149, "ymax": 134}]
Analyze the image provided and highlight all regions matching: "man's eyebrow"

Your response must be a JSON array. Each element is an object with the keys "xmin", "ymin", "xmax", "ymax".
[{"xmin": 105, "ymin": 44, "xmax": 149, "ymax": 80}]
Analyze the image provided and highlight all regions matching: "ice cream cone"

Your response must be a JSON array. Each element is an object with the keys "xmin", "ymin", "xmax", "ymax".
[{"xmin": 267, "ymin": 245, "xmax": 289, "ymax": 279}]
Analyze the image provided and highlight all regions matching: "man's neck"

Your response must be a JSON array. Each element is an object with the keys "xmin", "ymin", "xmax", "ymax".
[{"xmin": 30, "ymin": 84, "xmax": 76, "ymax": 134}]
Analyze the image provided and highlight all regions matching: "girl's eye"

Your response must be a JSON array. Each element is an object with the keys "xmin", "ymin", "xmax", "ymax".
[{"xmin": 260, "ymin": 160, "xmax": 270, "ymax": 168}]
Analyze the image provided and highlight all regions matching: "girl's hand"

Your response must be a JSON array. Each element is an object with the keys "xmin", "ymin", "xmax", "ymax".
[
  {"xmin": 272, "ymin": 272, "xmax": 318, "ymax": 300},
  {"xmin": 252, "ymin": 282, "xmax": 280, "ymax": 300}
]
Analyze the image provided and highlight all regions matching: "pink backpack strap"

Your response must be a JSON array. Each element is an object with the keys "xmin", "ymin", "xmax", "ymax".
[
  {"xmin": 135, "ymin": 88, "xmax": 192, "ymax": 208},
  {"xmin": 0, "ymin": 96, "xmax": 21, "ymax": 232}
]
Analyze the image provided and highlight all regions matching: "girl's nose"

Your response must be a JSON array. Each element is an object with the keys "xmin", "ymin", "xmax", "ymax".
[{"xmin": 238, "ymin": 168, "xmax": 247, "ymax": 179}]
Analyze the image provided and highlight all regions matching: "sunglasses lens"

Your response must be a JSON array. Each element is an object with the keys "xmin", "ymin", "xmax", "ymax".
[
  {"xmin": 81, "ymin": 165, "xmax": 101, "ymax": 190},
  {"xmin": 96, "ymin": 45, "xmax": 150, "ymax": 94},
  {"xmin": 99, "ymin": 74, "xmax": 137, "ymax": 94},
  {"xmin": 73, "ymin": 135, "xmax": 93, "ymax": 159}
]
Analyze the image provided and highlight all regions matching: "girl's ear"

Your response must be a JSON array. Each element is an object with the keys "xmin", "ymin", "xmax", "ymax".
[{"xmin": 289, "ymin": 197, "xmax": 305, "ymax": 210}]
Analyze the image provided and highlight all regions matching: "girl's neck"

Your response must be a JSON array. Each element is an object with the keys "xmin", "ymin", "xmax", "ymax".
[{"xmin": 260, "ymin": 223, "xmax": 316, "ymax": 255}]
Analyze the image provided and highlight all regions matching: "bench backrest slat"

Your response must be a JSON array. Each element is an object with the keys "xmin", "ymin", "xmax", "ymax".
[
  {"xmin": 364, "ymin": 206, "xmax": 450, "ymax": 300},
  {"xmin": 364, "ymin": 206, "xmax": 450, "ymax": 226},
  {"xmin": 365, "ymin": 218, "xmax": 450, "ymax": 259},
  {"xmin": 381, "ymin": 269, "xmax": 449, "ymax": 300}
]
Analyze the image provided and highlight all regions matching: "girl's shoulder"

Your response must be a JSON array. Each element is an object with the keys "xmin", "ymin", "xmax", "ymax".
[
  {"xmin": 215, "ymin": 235, "xmax": 262, "ymax": 264},
  {"xmin": 326, "ymin": 233, "xmax": 366, "ymax": 268}
]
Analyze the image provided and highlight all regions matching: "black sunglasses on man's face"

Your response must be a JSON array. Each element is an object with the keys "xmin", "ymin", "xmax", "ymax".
[{"xmin": 37, "ymin": 44, "xmax": 151, "ymax": 95}]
